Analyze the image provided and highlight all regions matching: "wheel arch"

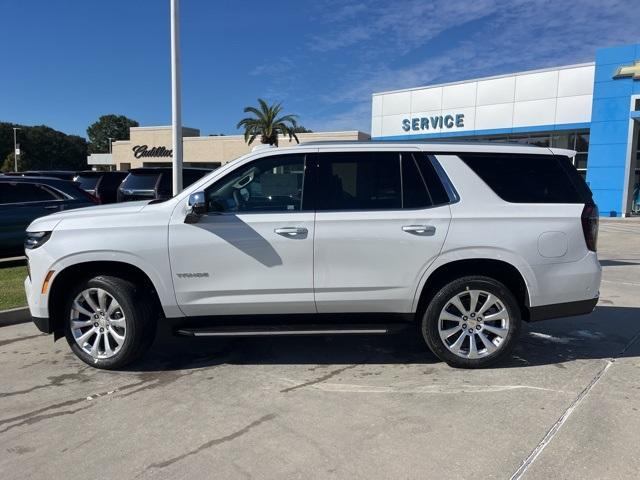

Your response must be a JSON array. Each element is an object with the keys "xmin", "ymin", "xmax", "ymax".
[
  {"xmin": 414, "ymin": 257, "xmax": 532, "ymax": 322},
  {"xmin": 47, "ymin": 261, "xmax": 164, "ymax": 339}
]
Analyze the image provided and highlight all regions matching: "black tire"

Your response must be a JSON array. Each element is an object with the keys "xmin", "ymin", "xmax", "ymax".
[
  {"xmin": 63, "ymin": 275, "xmax": 157, "ymax": 369},
  {"xmin": 420, "ymin": 276, "xmax": 521, "ymax": 368}
]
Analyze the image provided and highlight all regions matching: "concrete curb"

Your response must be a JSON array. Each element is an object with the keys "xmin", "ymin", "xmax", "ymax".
[{"xmin": 0, "ymin": 307, "xmax": 30, "ymax": 327}]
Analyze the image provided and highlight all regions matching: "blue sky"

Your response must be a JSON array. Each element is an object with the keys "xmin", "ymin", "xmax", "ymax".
[{"xmin": 1, "ymin": 0, "xmax": 639, "ymax": 138}]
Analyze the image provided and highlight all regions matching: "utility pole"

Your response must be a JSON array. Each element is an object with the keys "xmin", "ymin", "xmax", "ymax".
[
  {"xmin": 170, "ymin": 0, "xmax": 183, "ymax": 195},
  {"xmin": 12, "ymin": 127, "xmax": 21, "ymax": 172},
  {"xmin": 108, "ymin": 137, "xmax": 115, "ymax": 172}
]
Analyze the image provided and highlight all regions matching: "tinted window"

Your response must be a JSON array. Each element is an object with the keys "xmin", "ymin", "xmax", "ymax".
[
  {"xmin": 415, "ymin": 153, "xmax": 451, "ymax": 205},
  {"xmin": 205, "ymin": 154, "xmax": 306, "ymax": 213},
  {"xmin": 121, "ymin": 173, "xmax": 160, "ymax": 191},
  {"xmin": 555, "ymin": 155, "xmax": 593, "ymax": 203},
  {"xmin": 184, "ymin": 170, "xmax": 208, "ymax": 187},
  {"xmin": 75, "ymin": 175, "xmax": 100, "ymax": 190},
  {"xmin": 402, "ymin": 154, "xmax": 431, "ymax": 208},
  {"xmin": 316, "ymin": 152, "xmax": 401, "ymax": 210},
  {"xmin": 459, "ymin": 153, "xmax": 585, "ymax": 203},
  {"xmin": 157, "ymin": 173, "xmax": 172, "ymax": 194},
  {"xmin": 153, "ymin": 171, "xmax": 209, "ymax": 194},
  {"xmin": 100, "ymin": 173, "xmax": 126, "ymax": 188},
  {"xmin": 0, "ymin": 183, "xmax": 58, "ymax": 204}
]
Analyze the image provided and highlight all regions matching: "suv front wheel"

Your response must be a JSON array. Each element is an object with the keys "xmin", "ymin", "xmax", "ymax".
[
  {"xmin": 421, "ymin": 276, "xmax": 521, "ymax": 368},
  {"xmin": 63, "ymin": 275, "xmax": 156, "ymax": 369}
]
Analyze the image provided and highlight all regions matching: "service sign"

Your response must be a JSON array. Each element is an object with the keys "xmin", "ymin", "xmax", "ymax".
[{"xmin": 402, "ymin": 113, "xmax": 465, "ymax": 132}]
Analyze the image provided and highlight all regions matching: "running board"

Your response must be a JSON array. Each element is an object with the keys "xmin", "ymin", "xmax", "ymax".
[{"xmin": 175, "ymin": 323, "xmax": 405, "ymax": 337}]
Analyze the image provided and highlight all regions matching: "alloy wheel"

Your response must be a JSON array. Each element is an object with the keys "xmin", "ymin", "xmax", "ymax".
[
  {"xmin": 438, "ymin": 289, "xmax": 510, "ymax": 359},
  {"xmin": 70, "ymin": 288, "xmax": 126, "ymax": 359}
]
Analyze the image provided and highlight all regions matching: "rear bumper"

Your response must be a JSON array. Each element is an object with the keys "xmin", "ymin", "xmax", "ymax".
[{"xmin": 527, "ymin": 297, "xmax": 599, "ymax": 322}]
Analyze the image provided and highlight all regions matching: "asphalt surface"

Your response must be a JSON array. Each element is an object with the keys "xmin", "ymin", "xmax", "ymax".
[{"xmin": 1, "ymin": 219, "xmax": 639, "ymax": 479}]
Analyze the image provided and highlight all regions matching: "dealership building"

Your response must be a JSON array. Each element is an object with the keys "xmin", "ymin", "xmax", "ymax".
[
  {"xmin": 92, "ymin": 127, "xmax": 369, "ymax": 172},
  {"xmin": 371, "ymin": 43, "xmax": 640, "ymax": 217}
]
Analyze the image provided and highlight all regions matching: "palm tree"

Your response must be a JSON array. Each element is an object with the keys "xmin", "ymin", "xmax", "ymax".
[{"xmin": 237, "ymin": 99, "xmax": 300, "ymax": 147}]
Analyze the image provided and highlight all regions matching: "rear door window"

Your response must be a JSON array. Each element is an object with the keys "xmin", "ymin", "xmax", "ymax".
[
  {"xmin": 415, "ymin": 153, "xmax": 451, "ymax": 205},
  {"xmin": 401, "ymin": 154, "xmax": 432, "ymax": 208},
  {"xmin": 0, "ymin": 183, "xmax": 58, "ymax": 204},
  {"xmin": 315, "ymin": 152, "xmax": 401, "ymax": 210},
  {"xmin": 458, "ymin": 153, "xmax": 586, "ymax": 203},
  {"xmin": 315, "ymin": 151, "xmax": 451, "ymax": 211}
]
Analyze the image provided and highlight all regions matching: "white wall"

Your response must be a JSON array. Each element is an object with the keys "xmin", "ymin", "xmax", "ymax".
[{"xmin": 371, "ymin": 64, "xmax": 595, "ymax": 138}]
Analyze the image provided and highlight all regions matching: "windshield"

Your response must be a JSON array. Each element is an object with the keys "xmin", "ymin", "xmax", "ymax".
[{"xmin": 121, "ymin": 173, "xmax": 159, "ymax": 191}]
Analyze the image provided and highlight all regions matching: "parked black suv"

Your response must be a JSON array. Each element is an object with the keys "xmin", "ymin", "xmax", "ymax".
[
  {"xmin": 0, "ymin": 176, "xmax": 97, "ymax": 256},
  {"xmin": 117, "ymin": 167, "xmax": 213, "ymax": 202},
  {"xmin": 73, "ymin": 171, "xmax": 128, "ymax": 204}
]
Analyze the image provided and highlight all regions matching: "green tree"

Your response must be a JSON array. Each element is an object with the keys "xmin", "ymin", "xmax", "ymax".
[
  {"xmin": 1, "ymin": 152, "xmax": 26, "ymax": 172},
  {"xmin": 87, "ymin": 114, "xmax": 139, "ymax": 153},
  {"xmin": 236, "ymin": 99, "xmax": 299, "ymax": 147},
  {"xmin": 0, "ymin": 123, "xmax": 88, "ymax": 172},
  {"xmin": 292, "ymin": 125, "xmax": 313, "ymax": 133}
]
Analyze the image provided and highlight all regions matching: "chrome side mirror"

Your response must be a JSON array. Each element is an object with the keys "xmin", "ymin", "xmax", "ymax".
[{"xmin": 185, "ymin": 191, "xmax": 206, "ymax": 223}]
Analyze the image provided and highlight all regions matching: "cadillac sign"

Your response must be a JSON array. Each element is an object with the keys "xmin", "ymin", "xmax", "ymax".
[{"xmin": 132, "ymin": 145, "xmax": 173, "ymax": 159}]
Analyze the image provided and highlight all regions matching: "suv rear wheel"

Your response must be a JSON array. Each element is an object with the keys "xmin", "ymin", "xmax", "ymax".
[
  {"xmin": 63, "ymin": 275, "xmax": 156, "ymax": 369},
  {"xmin": 421, "ymin": 276, "xmax": 521, "ymax": 368}
]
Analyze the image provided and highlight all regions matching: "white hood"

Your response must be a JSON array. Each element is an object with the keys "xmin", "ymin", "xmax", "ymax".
[{"xmin": 27, "ymin": 201, "xmax": 151, "ymax": 232}]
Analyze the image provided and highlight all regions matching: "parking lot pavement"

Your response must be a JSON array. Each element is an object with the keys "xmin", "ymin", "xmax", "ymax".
[{"xmin": 1, "ymin": 221, "xmax": 639, "ymax": 480}]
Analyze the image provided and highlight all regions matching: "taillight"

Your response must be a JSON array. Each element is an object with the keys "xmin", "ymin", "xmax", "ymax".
[{"xmin": 581, "ymin": 203, "xmax": 599, "ymax": 252}]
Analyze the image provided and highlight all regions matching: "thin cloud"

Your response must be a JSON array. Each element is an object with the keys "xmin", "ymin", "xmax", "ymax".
[{"xmin": 311, "ymin": 0, "xmax": 640, "ymax": 132}]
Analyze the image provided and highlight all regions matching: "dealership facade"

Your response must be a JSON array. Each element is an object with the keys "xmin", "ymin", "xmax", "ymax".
[
  {"xmin": 371, "ymin": 43, "xmax": 640, "ymax": 217},
  {"xmin": 93, "ymin": 127, "xmax": 369, "ymax": 171}
]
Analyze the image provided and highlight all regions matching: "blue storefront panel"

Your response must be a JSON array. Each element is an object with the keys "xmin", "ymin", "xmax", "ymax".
[{"xmin": 587, "ymin": 43, "xmax": 639, "ymax": 216}]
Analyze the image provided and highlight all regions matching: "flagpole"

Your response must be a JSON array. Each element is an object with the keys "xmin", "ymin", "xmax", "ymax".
[{"xmin": 170, "ymin": 0, "xmax": 183, "ymax": 195}]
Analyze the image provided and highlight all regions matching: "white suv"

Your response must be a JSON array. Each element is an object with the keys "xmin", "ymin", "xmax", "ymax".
[{"xmin": 24, "ymin": 142, "xmax": 601, "ymax": 369}]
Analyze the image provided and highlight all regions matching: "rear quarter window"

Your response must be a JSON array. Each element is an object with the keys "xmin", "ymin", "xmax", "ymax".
[{"xmin": 459, "ymin": 153, "xmax": 588, "ymax": 203}]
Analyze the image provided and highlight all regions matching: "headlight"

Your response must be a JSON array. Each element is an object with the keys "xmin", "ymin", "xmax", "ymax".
[{"xmin": 24, "ymin": 231, "xmax": 51, "ymax": 250}]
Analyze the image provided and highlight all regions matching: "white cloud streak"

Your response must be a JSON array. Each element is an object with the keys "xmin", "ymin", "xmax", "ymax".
[{"xmin": 257, "ymin": 0, "xmax": 640, "ymax": 132}]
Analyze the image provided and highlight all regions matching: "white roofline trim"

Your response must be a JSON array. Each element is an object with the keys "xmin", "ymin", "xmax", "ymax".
[
  {"xmin": 372, "ymin": 62, "xmax": 595, "ymax": 97},
  {"xmin": 129, "ymin": 125, "xmax": 200, "ymax": 131}
]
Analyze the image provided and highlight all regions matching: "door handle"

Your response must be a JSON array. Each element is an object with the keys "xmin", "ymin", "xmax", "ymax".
[
  {"xmin": 402, "ymin": 225, "xmax": 436, "ymax": 236},
  {"xmin": 44, "ymin": 205, "xmax": 59, "ymax": 210},
  {"xmin": 274, "ymin": 227, "xmax": 308, "ymax": 237}
]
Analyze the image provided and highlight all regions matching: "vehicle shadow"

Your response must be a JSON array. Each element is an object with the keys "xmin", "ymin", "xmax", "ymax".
[
  {"xmin": 599, "ymin": 259, "xmax": 640, "ymax": 267},
  {"xmin": 190, "ymin": 213, "xmax": 283, "ymax": 267},
  {"xmin": 124, "ymin": 305, "xmax": 640, "ymax": 372}
]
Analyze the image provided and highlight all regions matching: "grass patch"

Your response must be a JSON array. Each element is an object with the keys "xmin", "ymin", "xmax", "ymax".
[{"xmin": 0, "ymin": 265, "xmax": 28, "ymax": 310}]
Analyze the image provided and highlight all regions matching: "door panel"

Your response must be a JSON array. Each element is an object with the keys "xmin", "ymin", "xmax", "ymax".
[
  {"xmin": 314, "ymin": 207, "xmax": 450, "ymax": 313},
  {"xmin": 312, "ymin": 151, "xmax": 451, "ymax": 313},
  {"xmin": 169, "ymin": 212, "xmax": 315, "ymax": 316},
  {"xmin": 168, "ymin": 152, "xmax": 315, "ymax": 316}
]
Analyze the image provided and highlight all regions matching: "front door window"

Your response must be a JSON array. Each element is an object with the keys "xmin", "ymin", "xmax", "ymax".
[{"xmin": 204, "ymin": 154, "xmax": 307, "ymax": 213}]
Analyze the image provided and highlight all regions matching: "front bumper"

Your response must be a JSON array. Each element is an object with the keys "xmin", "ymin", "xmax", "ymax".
[
  {"xmin": 32, "ymin": 315, "xmax": 52, "ymax": 334},
  {"xmin": 527, "ymin": 297, "xmax": 599, "ymax": 322}
]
